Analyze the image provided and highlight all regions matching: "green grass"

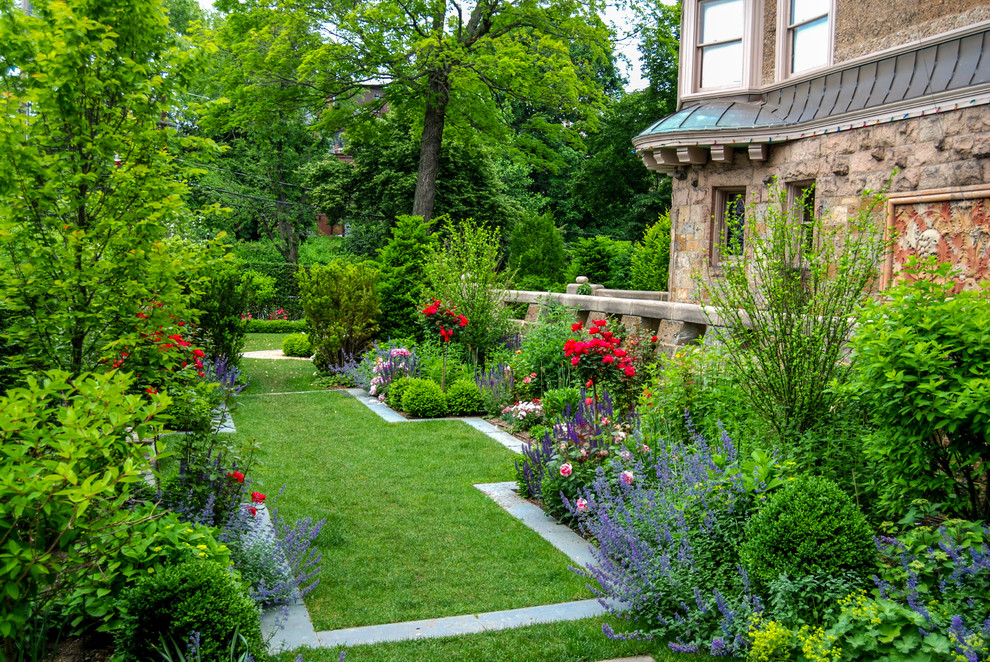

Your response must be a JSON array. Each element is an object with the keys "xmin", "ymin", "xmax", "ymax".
[
  {"xmin": 243, "ymin": 333, "xmax": 290, "ymax": 352},
  {"xmin": 273, "ymin": 617, "xmax": 720, "ymax": 662},
  {"xmin": 240, "ymin": 358, "xmax": 322, "ymax": 394},
  {"xmin": 232, "ymin": 382, "xmax": 591, "ymax": 631}
]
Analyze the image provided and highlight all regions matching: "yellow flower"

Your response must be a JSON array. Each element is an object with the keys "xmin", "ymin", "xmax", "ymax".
[{"xmin": 196, "ymin": 544, "xmax": 208, "ymax": 550}]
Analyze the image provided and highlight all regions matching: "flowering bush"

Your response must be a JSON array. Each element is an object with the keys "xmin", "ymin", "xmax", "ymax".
[
  {"xmin": 421, "ymin": 299, "xmax": 469, "ymax": 343},
  {"xmin": 564, "ymin": 319, "xmax": 657, "ymax": 412},
  {"xmin": 501, "ymin": 399, "xmax": 544, "ymax": 432},
  {"xmin": 474, "ymin": 362, "xmax": 515, "ymax": 415}
]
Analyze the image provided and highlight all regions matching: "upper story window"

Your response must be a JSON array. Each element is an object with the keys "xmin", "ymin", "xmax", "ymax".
[
  {"xmin": 786, "ymin": 0, "xmax": 831, "ymax": 75},
  {"xmin": 698, "ymin": 0, "xmax": 744, "ymax": 89},
  {"xmin": 681, "ymin": 0, "xmax": 761, "ymax": 98}
]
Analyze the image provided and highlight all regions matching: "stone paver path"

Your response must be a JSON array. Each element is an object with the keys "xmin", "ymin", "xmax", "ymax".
[{"xmin": 253, "ymin": 378, "xmax": 634, "ymax": 658}]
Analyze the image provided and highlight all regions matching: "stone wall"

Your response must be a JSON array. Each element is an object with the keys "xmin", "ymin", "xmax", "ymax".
[
  {"xmin": 668, "ymin": 105, "xmax": 990, "ymax": 302},
  {"xmin": 834, "ymin": 1, "xmax": 990, "ymax": 63}
]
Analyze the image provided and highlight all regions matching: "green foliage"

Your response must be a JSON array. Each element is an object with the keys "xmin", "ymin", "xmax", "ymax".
[
  {"xmin": 0, "ymin": 371, "xmax": 166, "ymax": 642},
  {"xmin": 541, "ymin": 387, "xmax": 581, "ymax": 420},
  {"xmin": 0, "ymin": 0, "xmax": 214, "ymax": 377},
  {"xmin": 377, "ymin": 215, "xmax": 437, "ymax": 340},
  {"xmin": 297, "ymin": 261, "xmax": 380, "ymax": 369},
  {"xmin": 631, "ymin": 212, "xmax": 672, "ymax": 291},
  {"xmin": 227, "ymin": 535, "xmax": 292, "ymax": 607},
  {"xmin": 740, "ymin": 475, "xmax": 876, "ymax": 588},
  {"xmin": 570, "ymin": 92, "xmax": 673, "ymax": 241},
  {"xmin": 387, "ymin": 376, "xmax": 414, "ymax": 409},
  {"xmin": 850, "ymin": 258, "xmax": 990, "ymax": 520},
  {"xmin": 424, "ymin": 218, "xmax": 514, "ymax": 364},
  {"xmin": 115, "ymin": 561, "xmax": 263, "ymax": 661},
  {"xmin": 697, "ymin": 182, "xmax": 888, "ymax": 440},
  {"xmin": 520, "ymin": 300, "xmax": 580, "ymax": 394},
  {"xmin": 244, "ymin": 319, "xmax": 307, "ymax": 333},
  {"xmin": 191, "ymin": 258, "xmax": 249, "ymax": 364},
  {"xmin": 282, "ymin": 333, "xmax": 312, "ymax": 357},
  {"xmin": 241, "ymin": 261, "xmax": 301, "ymax": 314},
  {"xmin": 298, "ymin": 235, "xmax": 353, "ymax": 266},
  {"xmin": 242, "ymin": 269, "xmax": 278, "ymax": 312},
  {"xmin": 400, "ymin": 379, "xmax": 447, "ymax": 418},
  {"xmin": 508, "ymin": 212, "xmax": 568, "ymax": 289},
  {"xmin": 445, "ymin": 381, "xmax": 485, "ymax": 416},
  {"xmin": 565, "ymin": 236, "xmax": 633, "ymax": 288}
]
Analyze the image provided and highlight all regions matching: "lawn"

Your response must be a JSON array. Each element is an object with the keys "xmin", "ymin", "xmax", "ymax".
[
  {"xmin": 232, "ymin": 361, "xmax": 591, "ymax": 632},
  {"xmin": 272, "ymin": 617, "xmax": 720, "ymax": 662},
  {"xmin": 239, "ymin": 358, "xmax": 322, "ymax": 394},
  {"xmin": 243, "ymin": 332, "xmax": 290, "ymax": 352}
]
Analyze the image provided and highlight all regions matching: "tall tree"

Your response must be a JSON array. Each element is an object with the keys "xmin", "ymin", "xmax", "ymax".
[
  {"xmin": 0, "ymin": 0, "xmax": 210, "ymax": 375},
  {"xmin": 213, "ymin": 0, "xmax": 612, "ymax": 222}
]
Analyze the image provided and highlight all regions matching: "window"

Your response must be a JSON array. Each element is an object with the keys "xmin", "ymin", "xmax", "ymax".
[
  {"xmin": 711, "ymin": 187, "xmax": 747, "ymax": 265},
  {"xmin": 786, "ymin": 0, "xmax": 831, "ymax": 75},
  {"xmin": 788, "ymin": 182, "xmax": 816, "ymax": 255},
  {"xmin": 698, "ymin": 0, "xmax": 744, "ymax": 89}
]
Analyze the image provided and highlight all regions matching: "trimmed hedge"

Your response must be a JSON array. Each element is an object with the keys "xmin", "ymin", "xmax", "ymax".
[
  {"xmin": 282, "ymin": 333, "xmax": 312, "ymax": 357},
  {"xmin": 400, "ymin": 378, "xmax": 447, "ymax": 418},
  {"xmin": 242, "ymin": 261, "xmax": 304, "ymax": 318},
  {"xmin": 244, "ymin": 319, "xmax": 307, "ymax": 333}
]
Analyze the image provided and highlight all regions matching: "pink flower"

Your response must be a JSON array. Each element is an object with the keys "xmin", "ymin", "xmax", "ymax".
[
  {"xmin": 523, "ymin": 376, "xmax": 531, "ymax": 384},
  {"xmin": 584, "ymin": 397, "xmax": 593, "ymax": 406},
  {"xmin": 576, "ymin": 498, "xmax": 589, "ymax": 513},
  {"xmin": 571, "ymin": 357, "xmax": 580, "ymax": 366},
  {"xmin": 620, "ymin": 470, "xmax": 634, "ymax": 485},
  {"xmin": 560, "ymin": 463, "xmax": 573, "ymax": 477},
  {"xmin": 640, "ymin": 444, "xmax": 650, "ymax": 454}
]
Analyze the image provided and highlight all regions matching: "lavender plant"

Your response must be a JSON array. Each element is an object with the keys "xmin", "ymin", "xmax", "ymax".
[
  {"xmin": 346, "ymin": 341, "xmax": 421, "ymax": 398},
  {"xmin": 474, "ymin": 362, "xmax": 514, "ymax": 415},
  {"xmin": 567, "ymin": 422, "xmax": 785, "ymax": 656}
]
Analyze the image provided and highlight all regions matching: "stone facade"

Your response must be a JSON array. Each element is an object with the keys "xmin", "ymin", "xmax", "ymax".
[{"xmin": 668, "ymin": 105, "xmax": 990, "ymax": 302}]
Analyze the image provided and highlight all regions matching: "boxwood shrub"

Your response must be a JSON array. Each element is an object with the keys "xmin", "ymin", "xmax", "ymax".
[
  {"xmin": 244, "ymin": 319, "xmax": 307, "ymax": 333},
  {"xmin": 740, "ymin": 474, "xmax": 876, "ymax": 587},
  {"xmin": 445, "ymin": 380, "xmax": 485, "ymax": 416},
  {"xmin": 282, "ymin": 333, "xmax": 312, "ymax": 357},
  {"xmin": 115, "ymin": 560, "xmax": 263, "ymax": 661},
  {"xmin": 400, "ymin": 378, "xmax": 447, "ymax": 418}
]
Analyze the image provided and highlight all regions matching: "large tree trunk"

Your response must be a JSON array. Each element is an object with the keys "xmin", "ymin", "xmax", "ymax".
[{"xmin": 412, "ymin": 68, "xmax": 450, "ymax": 222}]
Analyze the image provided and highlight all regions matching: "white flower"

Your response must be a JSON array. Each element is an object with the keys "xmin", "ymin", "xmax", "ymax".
[
  {"xmin": 576, "ymin": 498, "xmax": 589, "ymax": 513},
  {"xmin": 619, "ymin": 450, "xmax": 632, "ymax": 461}
]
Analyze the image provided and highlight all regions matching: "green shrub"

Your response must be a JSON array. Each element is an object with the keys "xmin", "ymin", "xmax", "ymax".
[
  {"xmin": 387, "ymin": 376, "xmax": 413, "ymax": 409},
  {"xmin": 244, "ymin": 318, "xmax": 307, "ymax": 333},
  {"xmin": 240, "ymin": 260, "xmax": 303, "ymax": 318},
  {"xmin": 400, "ymin": 378, "xmax": 447, "ymax": 418},
  {"xmin": 445, "ymin": 380, "xmax": 484, "ymax": 416},
  {"xmin": 508, "ymin": 211, "xmax": 567, "ymax": 287},
  {"xmin": 191, "ymin": 258, "xmax": 249, "ymax": 364},
  {"xmin": 242, "ymin": 269, "xmax": 277, "ymax": 312},
  {"xmin": 850, "ymin": 257, "xmax": 990, "ymax": 520},
  {"xmin": 282, "ymin": 333, "xmax": 312, "ymax": 357},
  {"xmin": 0, "ymin": 371, "xmax": 166, "ymax": 641},
  {"xmin": 426, "ymin": 356, "xmax": 472, "ymax": 387},
  {"xmin": 297, "ymin": 261, "xmax": 380, "ymax": 370},
  {"xmin": 424, "ymin": 217, "xmax": 513, "ymax": 365},
  {"xmin": 630, "ymin": 212, "xmax": 671, "ymax": 291},
  {"xmin": 115, "ymin": 561, "xmax": 263, "ymax": 661},
  {"xmin": 740, "ymin": 475, "xmax": 876, "ymax": 587},
  {"xmin": 565, "ymin": 236, "xmax": 633, "ymax": 288},
  {"xmin": 377, "ymin": 215, "xmax": 436, "ymax": 340},
  {"xmin": 542, "ymin": 386, "xmax": 580, "ymax": 420}
]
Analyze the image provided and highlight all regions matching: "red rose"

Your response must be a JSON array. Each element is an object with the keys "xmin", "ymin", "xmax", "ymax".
[
  {"xmin": 588, "ymin": 326, "xmax": 600, "ymax": 335},
  {"xmin": 458, "ymin": 315, "xmax": 468, "ymax": 327},
  {"xmin": 571, "ymin": 322, "xmax": 583, "ymax": 332},
  {"xmin": 192, "ymin": 349, "xmax": 205, "ymax": 358},
  {"xmin": 251, "ymin": 491, "xmax": 266, "ymax": 504},
  {"xmin": 248, "ymin": 506, "xmax": 258, "ymax": 517},
  {"xmin": 593, "ymin": 319, "xmax": 607, "ymax": 327},
  {"xmin": 227, "ymin": 471, "xmax": 245, "ymax": 483},
  {"xmin": 651, "ymin": 335, "xmax": 659, "ymax": 342}
]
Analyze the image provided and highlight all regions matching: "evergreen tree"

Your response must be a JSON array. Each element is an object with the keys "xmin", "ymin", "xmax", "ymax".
[{"xmin": 376, "ymin": 216, "xmax": 436, "ymax": 340}]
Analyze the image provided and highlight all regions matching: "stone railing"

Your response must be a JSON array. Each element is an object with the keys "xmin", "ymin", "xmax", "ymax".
[{"xmin": 504, "ymin": 278, "xmax": 722, "ymax": 355}]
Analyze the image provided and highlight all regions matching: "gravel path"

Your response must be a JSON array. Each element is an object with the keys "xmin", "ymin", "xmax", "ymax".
[{"xmin": 241, "ymin": 349, "xmax": 312, "ymax": 361}]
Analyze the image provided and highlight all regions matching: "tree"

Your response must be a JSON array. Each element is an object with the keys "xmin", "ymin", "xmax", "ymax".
[
  {"xmin": 213, "ymin": 0, "xmax": 612, "ymax": 223},
  {"xmin": 508, "ymin": 211, "xmax": 567, "ymax": 290},
  {"xmin": 630, "ymin": 211, "xmax": 671, "ymax": 291},
  {"xmin": 376, "ymin": 215, "xmax": 437, "ymax": 340},
  {"xmin": 0, "ymin": 0, "xmax": 212, "ymax": 376}
]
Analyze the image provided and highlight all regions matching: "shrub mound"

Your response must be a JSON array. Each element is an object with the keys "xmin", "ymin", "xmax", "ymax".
[
  {"xmin": 445, "ymin": 380, "xmax": 484, "ymax": 416},
  {"xmin": 282, "ymin": 333, "xmax": 312, "ymax": 357},
  {"xmin": 740, "ymin": 475, "xmax": 876, "ymax": 586},
  {"xmin": 387, "ymin": 376, "xmax": 413, "ymax": 408},
  {"xmin": 115, "ymin": 560, "xmax": 263, "ymax": 661},
  {"xmin": 400, "ymin": 378, "xmax": 447, "ymax": 418}
]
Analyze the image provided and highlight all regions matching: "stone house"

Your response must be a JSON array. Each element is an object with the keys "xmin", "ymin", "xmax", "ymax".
[{"xmin": 634, "ymin": 0, "xmax": 990, "ymax": 302}]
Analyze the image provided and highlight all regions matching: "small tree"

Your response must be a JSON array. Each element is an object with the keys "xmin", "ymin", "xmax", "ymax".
[
  {"xmin": 297, "ymin": 261, "xmax": 380, "ymax": 369},
  {"xmin": 0, "ymin": 0, "xmax": 211, "ymax": 377},
  {"xmin": 697, "ymin": 182, "xmax": 888, "ymax": 440},
  {"xmin": 424, "ymin": 218, "xmax": 513, "ymax": 365},
  {"xmin": 631, "ymin": 212, "xmax": 672, "ymax": 291},
  {"xmin": 377, "ymin": 215, "xmax": 436, "ymax": 340},
  {"xmin": 508, "ymin": 211, "xmax": 567, "ymax": 291}
]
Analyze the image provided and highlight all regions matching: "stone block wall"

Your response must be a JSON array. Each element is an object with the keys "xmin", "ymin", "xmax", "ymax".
[{"xmin": 668, "ymin": 105, "xmax": 990, "ymax": 302}]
